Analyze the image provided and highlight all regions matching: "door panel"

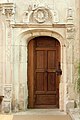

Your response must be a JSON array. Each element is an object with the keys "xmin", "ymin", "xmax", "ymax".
[
  {"xmin": 36, "ymin": 37, "xmax": 56, "ymax": 47},
  {"xmin": 36, "ymin": 72, "xmax": 44, "ymax": 91},
  {"xmin": 36, "ymin": 95, "xmax": 56, "ymax": 105},
  {"xmin": 48, "ymin": 50, "xmax": 56, "ymax": 68},
  {"xmin": 36, "ymin": 51, "xmax": 45, "ymax": 69},
  {"xmin": 48, "ymin": 73, "xmax": 56, "ymax": 91},
  {"xmin": 28, "ymin": 36, "xmax": 60, "ymax": 108}
]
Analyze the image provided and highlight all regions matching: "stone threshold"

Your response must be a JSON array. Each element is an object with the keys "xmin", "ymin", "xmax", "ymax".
[
  {"xmin": 69, "ymin": 108, "xmax": 80, "ymax": 120},
  {"xmin": 1, "ymin": 109, "xmax": 67, "ymax": 115}
]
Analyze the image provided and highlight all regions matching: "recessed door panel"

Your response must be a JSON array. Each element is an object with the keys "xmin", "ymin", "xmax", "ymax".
[
  {"xmin": 48, "ymin": 50, "xmax": 56, "ymax": 69},
  {"xmin": 36, "ymin": 72, "xmax": 44, "ymax": 91},
  {"xmin": 48, "ymin": 73, "xmax": 56, "ymax": 91},
  {"xmin": 36, "ymin": 51, "xmax": 45, "ymax": 69}
]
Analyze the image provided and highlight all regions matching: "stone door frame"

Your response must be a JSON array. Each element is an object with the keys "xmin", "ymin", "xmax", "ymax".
[{"xmin": 18, "ymin": 29, "xmax": 67, "ymax": 111}]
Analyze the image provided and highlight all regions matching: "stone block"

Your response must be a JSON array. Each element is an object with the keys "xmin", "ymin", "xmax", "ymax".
[
  {"xmin": 3, "ymin": 84, "xmax": 12, "ymax": 113},
  {"xmin": 66, "ymin": 100, "xmax": 75, "ymax": 112},
  {"xmin": 3, "ymin": 100, "xmax": 11, "ymax": 113}
]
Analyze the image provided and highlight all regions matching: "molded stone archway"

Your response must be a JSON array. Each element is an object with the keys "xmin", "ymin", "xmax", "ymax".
[
  {"xmin": 17, "ymin": 29, "xmax": 66, "ymax": 46},
  {"xmin": 14, "ymin": 29, "xmax": 67, "ymax": 111}
]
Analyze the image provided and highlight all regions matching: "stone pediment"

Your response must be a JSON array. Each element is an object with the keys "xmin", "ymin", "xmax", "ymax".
[
  {"xmin": 23, "ymin": 6, "xmax": 59, "ymax": 24},
  {"xmin": 29, "ymin": 7, "xmax": 52, "ymax": 23}
]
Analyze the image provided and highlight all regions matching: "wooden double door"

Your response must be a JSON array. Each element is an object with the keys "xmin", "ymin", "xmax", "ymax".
[{"xmin": 28, "ymin": 36, "xmax": 61, "ymax": 108}]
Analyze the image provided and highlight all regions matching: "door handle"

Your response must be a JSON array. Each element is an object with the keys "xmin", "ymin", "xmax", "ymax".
[
  {"xmin": 56, "ymin": 62, "xmax": 62, "ymax": 75},
  {"xmin": 56, "ymin": 69, "xmax": 62, "ymax": 75}
]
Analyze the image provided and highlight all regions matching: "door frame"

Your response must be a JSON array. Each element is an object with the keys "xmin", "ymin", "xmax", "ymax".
[
  {"xmin": 28, "ymin": 36, "xmax": 61, "ymax": 108},
  {"xmin": 19, "ymin": 29, "xmax": 67, "ymax": 111}
]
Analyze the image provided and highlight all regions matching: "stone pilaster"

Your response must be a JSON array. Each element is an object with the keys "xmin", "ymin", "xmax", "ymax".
[
  {"xmin": 0, "ymin": 2, "xmax": 15, "ymax": 113},
  {"xmin": 65, "ymin": 24, "xmax": 75, "ymax": 111}
]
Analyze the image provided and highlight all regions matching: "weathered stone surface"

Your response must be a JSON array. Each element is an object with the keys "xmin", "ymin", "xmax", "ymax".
[{"xmin": 0, "ymin": 0, "xmax": 79, "ymax": 113}]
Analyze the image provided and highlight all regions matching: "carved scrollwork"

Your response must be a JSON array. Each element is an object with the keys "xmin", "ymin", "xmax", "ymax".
[
  {"xmin": 66, "ymin": 25, "xmax": 75, "ymax": 40},
  {"xmin": 2, "ymin": 8, "xmax": 14, "ymax": 17},
  {"xmin": 67, "ymin": 27, "xmax": 75, "ymax": 32},
  {"xmin": 67, "ymin": 8, "xmax": 73, "ymax": 20},
  {"xmin": 4, "ymin": 85, "xmax": 12, "ymax": 99},
  {"xmin": 1, "ymin": 3, "xmax": 15, "ymax": 19},
  {"xmin": 3, "ymin": 100, "xmax": 11, "ymax": 113},
  {"xmin": 33, "ymin": 7, "xmax": 49, "ymax": 23},
  {"xmin": 24, "ymin": 6, "xmax": 53, "ymax": 24}
]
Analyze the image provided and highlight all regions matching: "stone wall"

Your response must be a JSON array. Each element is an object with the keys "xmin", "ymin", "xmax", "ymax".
[{"xmin": 0, "ymin": 0, "xmax": 79, "ymax": 113}]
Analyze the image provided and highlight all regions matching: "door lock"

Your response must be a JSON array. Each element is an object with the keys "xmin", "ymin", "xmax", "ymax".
[{"xmin": 56, "ymin": 62, "xmax": 62, "ymax": 75}]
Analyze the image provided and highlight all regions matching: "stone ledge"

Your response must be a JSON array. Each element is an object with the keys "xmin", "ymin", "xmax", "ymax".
[
  {"xmin": 10, "ymin": 23, "xmax": 74, "ymax": 28},
  {"xmin": 69, "ymin": 108, "xmax": 80, "ymax": 120}
]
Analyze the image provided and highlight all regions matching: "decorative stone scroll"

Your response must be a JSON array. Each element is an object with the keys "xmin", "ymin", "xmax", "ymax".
[
  {"xmin": 4, "ymin": 85, "xmax": 12, "ymax": 99},
  {"xmin": 67, "ymin": 8, "xmax": 74, "ymax": 23},
  {"xmin": 3, "ymin": 100, "xmax": 11, "ymax": 113},
  {"xmin": 1, "ymin": 3, "xmax": 15, "ymax": 19},
  {"xmin": 66, "ymin": 25, "xmax": 75, "ymax": 40},
  {"xmin": 3, "ymin": 84, "xmax": 12, "ymax": 113},
  {"xmin": 33, "ymin": 7, "xmax": 49, "ymax": 23},
  {"xmin": 23, "ymin": 6, "xmax": 53, "ymax": 24}
]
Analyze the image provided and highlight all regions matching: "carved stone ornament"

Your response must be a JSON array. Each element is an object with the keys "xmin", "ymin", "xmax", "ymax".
[
  {"xmin": 4, "ymin": 85, "xmax": 12, "ymax": 99},
  {"xmin": 67, "ymin": 8, "xmax": 73, "ymax": 20},
  {"xmin": 33, "ymin": 7, "xmax": 49, "ymax": 23},
  {"xmin": 67, "ymin": 27, "xmax": 75, "ymax": 32},
  {"xmin": 66, "ymin": 25, "xmax": 75, "ymax": 39},
  {"xmin": 23, "ymin": 5, "xmax": 54, "ymax": 24},
  {"xmin": 3, "ymin": 100, "xmax": 11, "ymax": 113},
  {"xmin": 1, "ymin": 3, "xmax": 15, "ymax": 18}
]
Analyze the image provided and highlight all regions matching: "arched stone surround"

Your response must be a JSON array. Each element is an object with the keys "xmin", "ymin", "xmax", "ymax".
[
  {"xmin": 15, "ymin": 29, "xmax": 67, "ymax": 111},
  {"xmin": 0, "ymin": 0, "xmax": 78, "ymax": 113}
]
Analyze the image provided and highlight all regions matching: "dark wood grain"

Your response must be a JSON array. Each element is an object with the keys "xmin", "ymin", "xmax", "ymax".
[{"xmin": 28, "ymin": 36, "xmax": 60, "ymax": 108}]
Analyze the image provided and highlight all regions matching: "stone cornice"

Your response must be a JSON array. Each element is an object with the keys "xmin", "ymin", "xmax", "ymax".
[
  {"xmin": 10, "ymin": 22, "xmax": 74, "ymax": 28},
  {"xmin": 0, "ymin": 2, "xmax": 15, "ymax": 7}
]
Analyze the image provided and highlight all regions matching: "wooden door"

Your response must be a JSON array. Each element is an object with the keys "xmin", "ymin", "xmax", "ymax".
[{"xmin": 28, "ymin": 36, "xmax": 61, "ymax": 108}]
